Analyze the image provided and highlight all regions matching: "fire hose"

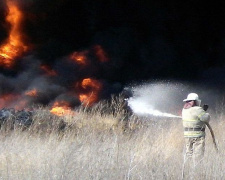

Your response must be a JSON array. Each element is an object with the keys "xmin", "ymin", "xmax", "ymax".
[
  {"xmin": 202, "ymin": 104, "xmax": 218, "ymax": 152},
  {"xmin": 181, "ymin": 121, "xmax": 218, "ymax": 179},
  {"xmin": 178, "ymin": 120, "xmax": 218, "ymax": 152},
  {"xmin": 205, "ymin": 122, "xmax": 218, "ymax": 152},
  {"xmin": 181, "ymin": 104, "xmax": 218, "ymax": 180},
  {"xmin": 178, "ymin": 105, "xmax": 218, "ymax": 152}
]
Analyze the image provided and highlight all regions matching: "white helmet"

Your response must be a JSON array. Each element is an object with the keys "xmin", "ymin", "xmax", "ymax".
[{"xmin": 183, "ymin": 93, "xmax": 201, "ymax": 106}]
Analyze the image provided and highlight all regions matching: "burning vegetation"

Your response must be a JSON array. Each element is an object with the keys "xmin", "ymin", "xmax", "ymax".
[
  {"xmin": 25, "ymin": 89, "xmax": 38, "ymax": 97},
  {"xmin": 50, "ymin": 101, "xmax": 74, "ymax": 117},
  {"xmin": 78, "ymin": 78, "xmax": 103, "ymax": 106},
  {"xmin": 0, "ymin": 1, "xmax": 111, "ymax": 116},
  {"xmin": 0, "ymin": 0, "xmax": 30, "ymax": 68},
  {"xmin": 93, "ymin": 45, "xmax": 109, "ymax": 63},
  {"xmin": 70, "ymin": 51, "xmax": 88, "ymax": 65},
  {"xmin": 0, "ymin": 93, "xmax": 20, "ymax": 109},
  {"xmin": 40, "ymin": 65, "xmax": 58, "ymax": 77}
]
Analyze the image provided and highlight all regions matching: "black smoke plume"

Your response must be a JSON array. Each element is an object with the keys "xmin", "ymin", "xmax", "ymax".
[{"xmin": 0, "ymin": 0, "xmax": 225, "ymax": 110}]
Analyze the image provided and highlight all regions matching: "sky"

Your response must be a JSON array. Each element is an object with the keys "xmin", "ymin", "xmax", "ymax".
[{"xmin": 0, "ymin": 0, "xmax": 225, "ymax": 109}]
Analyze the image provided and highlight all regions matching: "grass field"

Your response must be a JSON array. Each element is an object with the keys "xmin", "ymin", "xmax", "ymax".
[{"xmin": 0, "ymin": 97, "xmax": 224, "ymax": 180}]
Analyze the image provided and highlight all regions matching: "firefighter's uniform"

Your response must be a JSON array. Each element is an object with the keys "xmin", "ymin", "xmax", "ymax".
[{"xmin": 182, "ymin": 93, "xmax": 210, "ymax": 163}]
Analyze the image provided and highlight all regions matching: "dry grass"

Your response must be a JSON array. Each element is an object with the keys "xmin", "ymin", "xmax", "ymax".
[{"xmin": 0, "ymin": 97, "xmax": 224, "ymax": 180}]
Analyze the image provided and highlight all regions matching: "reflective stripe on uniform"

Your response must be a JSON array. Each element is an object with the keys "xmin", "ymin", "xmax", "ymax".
[
  {"xmin": 184, "ymin": 127, "xmax": 205, "ymax": 131},
  {"xmin": 183, "ymin": 119, "xmax": 198, "ymax": 122},
  {"xmin": 198, "ymin": 112, "xmax": 206, "ymax": 119},
  {"xmin": 184, "ymin": 131, "xmax": 205, "ymax": 137}
]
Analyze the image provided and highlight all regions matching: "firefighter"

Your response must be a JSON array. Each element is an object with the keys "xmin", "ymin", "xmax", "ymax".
[{"xmin": 182, "ymin": 93, "xmax": 210, "ymax": 164}]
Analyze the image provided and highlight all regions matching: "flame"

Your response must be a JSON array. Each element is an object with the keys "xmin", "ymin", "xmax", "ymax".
[
  {"xmin": 50, "ymin": 101, "xmax": 74, "ymax": 116},
  {"xmin": 79, "ymin": 78, "xmax": 102, "ymax": 106},
  {"xmin": 70, "ymin": 51, "xmax": 88, "ymax": 65},
  {"xmin": 0, "ymin": 0, "xmax": 29, "ymax": 68},
  {"xmin": 13, "ymin": 99, "xmax": 28, "ymax": 110},
  {"xmin": 0, "ymin": 93, "xmax": 18, "ymax": 108},
  {"xmin": 41, "ymin": 65, "xmax": 57, "ymax": 76},
  {"xmin": 25, "ymin": 89, "xmax": 38, "ymax": 97},
  {"xmin": 69, "ymin": 45, "xmax": 108, "ymax": 65},
  {"xmin": 93, "ymin": 45, "xmax": 109, "ymax": 62},
  {"xmin": 0, "ymin": 93, "xmax": 27, "ymax": 110}
]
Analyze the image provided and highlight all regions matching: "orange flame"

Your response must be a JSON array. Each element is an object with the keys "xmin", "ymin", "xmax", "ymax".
[
  {"xmin": 0, "ymin": 0, "xmax": 29, "ymax": 68},
  {"xmin": 0, "ymin": 93, "xmax": 18, "ymax": 108},
  {"xmin": 14, "ymin": 99, "xmax": 28, "ymax": 110},
  {"xmin": 0, "ymin": 93, "xmax": 28, "ymax": 110},
  {"xmin": 41, "ymin": 65, "xmax": 57, "ymax": 76},
  {"xmin": 25, "ymin": 89, "xmax": 38, "ymax": 97},
  {"xmin": 50, "ymin": 101, "xmax": 74, "ymax": 116},
  {"xmin": 93, "ymin": 45, "xmax": 109, "ymax": 62},
  {"xmin": 70, "ymin": 51, "xmax": 88, "ymax": 65},
  {"xmin": 79, "ymin": 78, "xmax": 102, "ymax": 106}
]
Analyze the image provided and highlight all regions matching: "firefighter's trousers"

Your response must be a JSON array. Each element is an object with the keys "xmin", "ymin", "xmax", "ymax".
[{"xmin": 184, "ymin": 136, "xmax": 205, "ymax": 165}]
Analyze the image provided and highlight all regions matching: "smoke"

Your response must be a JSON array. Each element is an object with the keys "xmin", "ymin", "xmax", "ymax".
[{"xmin": 0, "ymin": 0, "xmax": 225, "ymax": 112}]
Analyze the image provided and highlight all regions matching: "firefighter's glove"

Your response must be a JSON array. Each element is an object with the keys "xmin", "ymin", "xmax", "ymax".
[{"xmin": 203, "ymin": 104, "xmax": 209, "ymax": 111}]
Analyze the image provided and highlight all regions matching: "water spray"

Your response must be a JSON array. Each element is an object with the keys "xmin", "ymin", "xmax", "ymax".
[
  {"xmin": 124, "ymin": 82, "xmax": 186, "ymax": 119},
  {"xmin": 127, "ymin": 85, "xmax": 218, "ymax": 154},
  {"xmin": 128, "ymin": 97, "xmax": 181, "ymax": 118}
]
